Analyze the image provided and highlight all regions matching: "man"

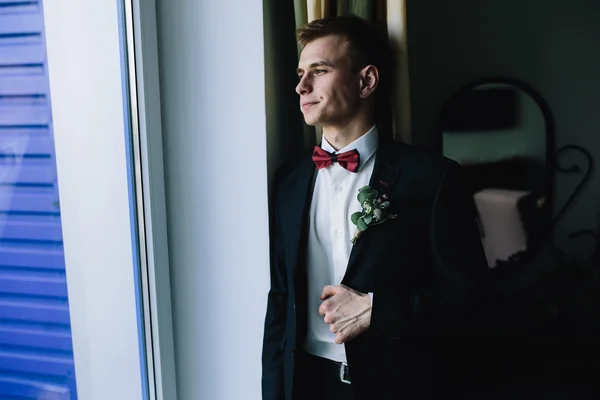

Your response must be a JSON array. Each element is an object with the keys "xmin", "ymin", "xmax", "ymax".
[{"xmin": 262, "ymin": 15, "xmax": 487, "ymax": 400}]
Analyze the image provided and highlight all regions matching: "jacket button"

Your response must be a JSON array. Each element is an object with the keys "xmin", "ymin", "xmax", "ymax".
[{"xmin": 292, "ymin": 350, "xmax": 296, "ymax": 358}]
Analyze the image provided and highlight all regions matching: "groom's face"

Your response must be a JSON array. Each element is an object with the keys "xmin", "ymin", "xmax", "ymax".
[{"xmin": 295, "ymin": 35, "xmax": 362, "ymax": 128}]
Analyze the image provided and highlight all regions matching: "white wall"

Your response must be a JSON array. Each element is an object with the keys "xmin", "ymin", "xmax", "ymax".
[{"xmin": 154, "ymin": 1, "xmax": 271, "ymax": 399}]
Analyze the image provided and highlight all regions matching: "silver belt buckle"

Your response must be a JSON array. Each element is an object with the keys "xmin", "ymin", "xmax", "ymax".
[{"xmin": 339, "ymin": 362, "xmax": 351, "ymax": 384}]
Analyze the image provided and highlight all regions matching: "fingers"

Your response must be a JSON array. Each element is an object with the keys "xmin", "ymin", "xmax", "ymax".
[
  {"xmin": 319, "ymin": 285, "xmax": 339, "ymax": 316},
  {"xmin": 335, "ymin": 332, "xmax": 348, "ymax": 344},
  {"xmin": 319, "ymin": 298, "xmax": 334, "ymax": 318},
  {"xmin": 320, "ymin": 284, "xmax": 339, "ymax": 300},
  {"xmin": 330, "ymin": 324, "xmax": 345, "ymax": 344}
]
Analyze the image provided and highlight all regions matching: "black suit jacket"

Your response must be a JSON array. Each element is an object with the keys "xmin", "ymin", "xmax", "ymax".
[{"xmin": 262, "ymin": 139, "xmax": 487, "ymax": 400}]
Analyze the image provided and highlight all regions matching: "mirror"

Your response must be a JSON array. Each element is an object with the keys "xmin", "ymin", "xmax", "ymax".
[{"xmin": 438, "ymin": 78, "xmax": 554, "ymax": 269}]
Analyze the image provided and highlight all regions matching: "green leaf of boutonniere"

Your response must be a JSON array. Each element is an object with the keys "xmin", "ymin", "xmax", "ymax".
[
  {"xmin": 351, "ymin": 186, "xmax": 397, "ymax": 244},
  {"xmin": 357, "ymin": 186, "xmax": 378, "ymax": 205},
  {"xmin": 356, "ymin": 218, "xmax": 368, "ymax": 232}
]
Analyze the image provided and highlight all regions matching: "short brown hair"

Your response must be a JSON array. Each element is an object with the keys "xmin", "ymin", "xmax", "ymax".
[{"xmin": 296, "ymin": 15, "xmax": 392, "ymax": 79}]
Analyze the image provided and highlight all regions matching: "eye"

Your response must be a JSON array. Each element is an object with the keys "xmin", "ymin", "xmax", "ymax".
[
  {"xmin": 314, "ymin": 69, "xmax": 327, "ymax": 75},
  {"xmin": 297, "ymin": 74, "xmax": 304, "ymax": 81}
]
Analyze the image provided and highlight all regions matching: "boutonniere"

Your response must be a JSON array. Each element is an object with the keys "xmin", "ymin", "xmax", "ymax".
[{"xmin": 350, "ymin": 185, "xmax": 397, "ymax": 244}]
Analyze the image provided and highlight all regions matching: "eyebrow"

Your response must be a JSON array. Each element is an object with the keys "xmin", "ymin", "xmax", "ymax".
[{"xmin": 296, "ymin": 61, "xmax": 335, "ymax": 75}]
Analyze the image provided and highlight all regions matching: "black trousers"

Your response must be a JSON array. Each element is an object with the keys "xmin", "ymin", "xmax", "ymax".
[{"xmin": 292, "ymin": 351, "xmax": 355, "ymax": 400}]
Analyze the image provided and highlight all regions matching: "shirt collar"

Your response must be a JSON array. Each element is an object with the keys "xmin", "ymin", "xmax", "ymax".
[{"xmin": 321, "ymin": 125, "xmax": 379, "ymax": 171}]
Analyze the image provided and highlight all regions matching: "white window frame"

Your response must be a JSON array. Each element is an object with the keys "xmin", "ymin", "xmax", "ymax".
[{"xmin": 44, "ymin": 0, "xmax": 176, "ymax": 399}]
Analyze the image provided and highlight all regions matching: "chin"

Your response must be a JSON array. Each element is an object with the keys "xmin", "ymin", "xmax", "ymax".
[
  {"xmin": 302, "ymin": 115, "xmax": 319, "ymax": 126},
  {"xmin": 302, "ymin": 107, "xmax": 324, "ymax": 125}
]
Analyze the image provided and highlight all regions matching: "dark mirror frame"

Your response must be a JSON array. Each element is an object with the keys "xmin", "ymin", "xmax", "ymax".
[{"xmin": 435, "ymin": 76, "xmax": 556, "ymax": 267}]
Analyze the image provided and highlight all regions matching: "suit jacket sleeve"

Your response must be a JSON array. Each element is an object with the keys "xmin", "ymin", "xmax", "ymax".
[
  {"xmin": 261, "ymin": 185, "xmax": 287, "ymax": 400},
  {"xmin": 369, "ymin": 160, "xmax": 488, "ymax": 338}
]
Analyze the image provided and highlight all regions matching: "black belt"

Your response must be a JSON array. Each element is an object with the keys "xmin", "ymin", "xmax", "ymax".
[{"xmin": 298, "ymin": 351, "xmax": 352, "ymax": 385}]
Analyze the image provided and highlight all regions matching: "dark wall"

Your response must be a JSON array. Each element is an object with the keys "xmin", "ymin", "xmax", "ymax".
[
  {"xmin": 407, "ymin": 0, "xmax": 600, "ymax": 250},
  {"xmin": 263, "ymin": 0, "xmax": 307, "ymax": 191}
]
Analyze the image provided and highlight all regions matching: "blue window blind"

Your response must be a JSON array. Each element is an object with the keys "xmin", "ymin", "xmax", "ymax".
[{"xmin": 0, "ymin": 1, "xmax": 77, "ymax": 398}]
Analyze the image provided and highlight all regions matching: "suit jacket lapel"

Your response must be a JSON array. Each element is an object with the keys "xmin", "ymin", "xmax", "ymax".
[
  {"xmin": 344, "ymin": 141, "xmax": 404, "ymax": 281},
  {"xmin": 282, "ymin": 155, "xmax": 317, "ymax": 279}
]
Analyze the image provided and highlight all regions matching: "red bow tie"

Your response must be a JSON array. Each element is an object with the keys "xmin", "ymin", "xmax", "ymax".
[{"xmin": 312, "ymin": 146, "xmax": 360, "ymax": 173}]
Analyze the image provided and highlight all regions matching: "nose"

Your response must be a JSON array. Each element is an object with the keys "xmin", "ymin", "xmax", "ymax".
[{"xmin": 295, "ymin": 75, "xmax": 312, "ymax": 96}]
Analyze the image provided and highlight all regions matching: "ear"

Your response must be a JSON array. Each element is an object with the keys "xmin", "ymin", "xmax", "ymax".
[{"xmin": 358, "ymin": 65, "xmax": 379, "ymax": 99}]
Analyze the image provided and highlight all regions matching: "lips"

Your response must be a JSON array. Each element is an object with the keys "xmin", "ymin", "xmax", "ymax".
[{"xmin": 301, "ymin": 101, "xmax": 319, "ymax": 111}]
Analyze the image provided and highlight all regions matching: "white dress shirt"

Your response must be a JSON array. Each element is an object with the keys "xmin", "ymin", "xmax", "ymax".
[{"xmin": 303, "ymin": 125, "xmax": 379, "ymax": 363}]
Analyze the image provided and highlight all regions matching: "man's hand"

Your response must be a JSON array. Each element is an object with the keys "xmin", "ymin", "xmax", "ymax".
[{"xmin": 318, "ymin": 284, "xmax": 372, "ymax": 344}]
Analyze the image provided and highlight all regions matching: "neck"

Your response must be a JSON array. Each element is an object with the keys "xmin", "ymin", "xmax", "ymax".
[{"xmin": 322, "ymin": 118, "xmax": 374, "ymax": 151}]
